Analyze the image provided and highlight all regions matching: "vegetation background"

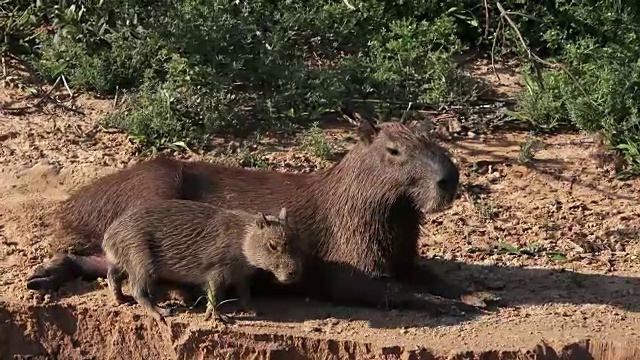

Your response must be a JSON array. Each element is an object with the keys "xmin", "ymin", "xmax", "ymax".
[{"xmin": 2, "ymin": 0, "xmax": 640, "ymax": 177}]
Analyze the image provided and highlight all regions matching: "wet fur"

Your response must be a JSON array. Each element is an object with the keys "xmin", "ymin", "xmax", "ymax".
[
  {"xmin": 28, "ymin": 119, "xmax": 475, "ymax": 311},
  {"xmin": 103, "ymin": 200, "xmax": 300, "ymax": 320}
]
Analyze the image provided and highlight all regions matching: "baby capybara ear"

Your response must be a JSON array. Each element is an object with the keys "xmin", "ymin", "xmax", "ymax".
[
  {"xmin": 256, "ymin": 212, "xmax": 268, "ymax": 229},
  {"xmin": 355, "ymin": 113, "xmax": 380, "ymax": 145},
  {"xmin": 278, "ymin": 207, "xmax": 287, "ymax": 222}
]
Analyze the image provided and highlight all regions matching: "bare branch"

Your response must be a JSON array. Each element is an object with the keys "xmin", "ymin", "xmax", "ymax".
[
  {"xmin": 490, "ymin": 19, "xmax": 503, "ymax": 81},
  {"xmin": 60, "ymin": 75, "xmax": 73, "ymax": 100},
  {"xmin": 342, "ymin": 0, "xmax": 356, "ymax": 11},
  {"xmin": 342, "ymin": 113, "xmax": 358, "ymax": 126},
  {"xmin": 483, "ymin": 0, "xmax": 490, "ymax": 38},
  {"xmin": 400, "ymin": 101, "xmax": 412, "ymax": 123}
]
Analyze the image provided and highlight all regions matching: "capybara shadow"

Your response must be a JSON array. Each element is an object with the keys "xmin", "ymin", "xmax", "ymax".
[
  {"xmin": 422, "ymin": 258, "xmax": 640, "ymax": 313},
  {"xmin": 28, "ymin": 114, "xmax": 485, "ymax": 317},
  {"xmin": 211, "ymin": 259, "xmax": 640, "ymax": 330}
]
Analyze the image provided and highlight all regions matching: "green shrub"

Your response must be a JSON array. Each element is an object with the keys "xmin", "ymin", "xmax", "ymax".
[
  {"xmin": 3, "ymin": 0, "xmax": 640, "ymax": 174},
  {"xmin": 12, "ymin": 0, "xmax": 477, "ymax": 149}
]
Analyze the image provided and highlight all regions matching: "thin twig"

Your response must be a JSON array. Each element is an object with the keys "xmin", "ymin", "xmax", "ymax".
[
  {"xmin": 400, "ymin": 101, "xmax": 412, "ymax": 123},
  {"xmin": 113, "ymin": 86, "xmax": 119, "ymax": 108},
  {"xmin": 1, "ymin": 76, "xmax": 61, "ymax": 112},
  {"xmin": 60, "ymin": 75, "xmax": 73, "ymax": 99},
  {"xmin": 342, "ymin": 0, "xmax": 356, "ymax": 11},
  {"xmin": 483, "ymin": 0, "xmax": 490, "ymax": 38},
  {"xmin": 504, "ymin": 11, "xmax": 543, "ymax": 22},
  {"xmin": 490, "ymin": 19, "xmax": 503, "ymax": 81},
  {"xmin": 350, "ymin": 98, "xmax": 508, "ymax": 108},
  {"xmin": 341, "ymin": 113, "xmax": 358, "ymax": 126},
  {"xmin": 1, "ymin": 55, "xmax": 6, "ymax": 78}
]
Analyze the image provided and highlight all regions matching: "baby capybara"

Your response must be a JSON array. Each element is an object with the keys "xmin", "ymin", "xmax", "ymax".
[{"xmin": 102, "ymin": 200, "xmax": 301, "ymax": 324}]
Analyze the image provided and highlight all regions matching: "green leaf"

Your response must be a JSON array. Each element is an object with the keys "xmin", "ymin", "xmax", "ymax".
[
  {"xmin": 171, "ymin": 141, "xmax": 192, "ymax": 152},
  {"xmin": 496, "ymin": 242, "xmax": 519, "ymax": 254},
  {"xmin": 549, "ymin": 253, "xmax": 568, "ymax": 262}
]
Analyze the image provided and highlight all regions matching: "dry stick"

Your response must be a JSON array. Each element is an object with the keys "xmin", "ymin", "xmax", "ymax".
[
  {"xmin": 60, "ymin": 75, "xmax": 73, "ymax": 100},
  {"xmin": 342, "ymin": 0, "xmax": 356, "ymax": 11},
  {"xmin": 400, "ymin": 101, "xmax": 412, "ymax": 123},
  {"xmin": 483, "ymin": 0, "xmax": 490, "ymax": 38},
  {"xmin": 2, "ymin": 76, "xmax": 61, "ymax": 112},
  {"xmin": 503, "ymin": 10, "xmax": 542, "ymax": 22},
  {"xmin": 342, "ymin": 113, "xmax": 358, "ymax": 126},
  {"xmin": 494, "ymin": 1, "xmax": 596, "ymax": 106},
  {"xmin": 113, "ymin": 86, "xmax": 119, "ymax": 108},
  {"xmin": 1, "ymin": 75, "xmax": 83, "ymax": 115},
  {"xmin": 1, "ymin": 55, "xmax": 6, "ymax": 78},
  {"xmin": 490, "ymin": 19, "xmax": 503, "ymax": 81}
]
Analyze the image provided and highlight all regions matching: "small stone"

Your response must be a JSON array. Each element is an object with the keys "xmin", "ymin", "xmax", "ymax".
[{"xmin": 306, "ymin": 326, "xmax": 322, "ymax": 333}]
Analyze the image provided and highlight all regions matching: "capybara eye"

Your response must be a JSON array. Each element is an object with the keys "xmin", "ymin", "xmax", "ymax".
[
  {"xmin": 268, "ymin": 241, "xmax": 278, "ymax": 252},
  {"xmin": 386, "ymin": 147, "xmax": 400, "ymax": 156}
]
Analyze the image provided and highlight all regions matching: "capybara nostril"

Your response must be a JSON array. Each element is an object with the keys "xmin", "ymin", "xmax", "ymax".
[
  {"xmin": 436, "ymin": 166, "xmax": 460, "ymax": 196},
  {"xmin": 287, "ymin": 269, "xmax": 299, "ymax": 280}
]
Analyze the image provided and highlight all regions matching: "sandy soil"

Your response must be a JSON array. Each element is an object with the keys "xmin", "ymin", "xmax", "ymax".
[{"xmin": 1, "ymin": 60, "xmax": 639, "ymax": 359}]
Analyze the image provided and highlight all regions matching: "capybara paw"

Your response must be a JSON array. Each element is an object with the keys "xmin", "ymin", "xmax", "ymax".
[
  {"xmin": 26, "ymin": 275, "xmax": 60, "ymax": 291},
  {"xmin": 215, "ymin": 312, "xmax": 236, "ymax": 325},
  {"xmin": 27, "ymin": 265, "xmax": 55, "ymax": 280},
  {"xmin": 205, "ymin": 308, "xmax": 235, "ymax": 326},
  {"xmin": 114, "ymin": 295, "xmax": 136, "ymax": 306},
  {"xmin": 237, "ymin": 308, "xmax": 260, "ymax": 318},
  {"xmin": 460, "ymin": 293, "xmax": 488, "ymax": 309},
  {"xmin": 157, "ymin": 307, "xmax": 176, "ymax": 317},
  {"xmin": 413, "ymin": 292, "xmax": 476, "ymax": 316}
]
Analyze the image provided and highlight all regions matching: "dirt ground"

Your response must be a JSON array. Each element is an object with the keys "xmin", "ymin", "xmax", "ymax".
[{"xmin": 1, "ymin": 60, "xmax": 639, "ymax": 360}]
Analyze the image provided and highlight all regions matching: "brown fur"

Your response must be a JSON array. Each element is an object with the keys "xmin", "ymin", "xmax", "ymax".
[
  {"xmin": 28, "ymin": 118, "xmax": 478, "ymax": 312},
  {"xmin": 103, "ymin": 200, "xmax": 301, "ymax": 323}
]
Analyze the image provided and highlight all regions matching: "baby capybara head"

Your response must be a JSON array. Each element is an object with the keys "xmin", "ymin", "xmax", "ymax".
[
  {"xmin": 346, "ymin": 116, "xmax": 460, "ymax": 213},
  {"xmin": 243, "ymin": 207, "xmax": 302, "ymax": 284}
]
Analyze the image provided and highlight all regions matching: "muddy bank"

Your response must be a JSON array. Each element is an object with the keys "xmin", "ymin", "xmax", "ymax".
[{"xmin": 1, "ymin": 300, "xmax": 638, "ymax": 360}]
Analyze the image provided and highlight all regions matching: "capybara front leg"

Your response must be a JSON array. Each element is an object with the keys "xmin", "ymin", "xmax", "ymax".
[
  {"xmin": 106, "ymin": 264, "xmax": 135, "ymax": 305},
  {"xmin": 26, "ymin": 253, "xmax": 79, "ymax": 291},
  {"xmin": 131, "ymin": 286, "xmax": 173, "ymax": 325},
  {"xmin": 320, "ymin": 263, "xmax": 478, "ymax": 315},
  {"xmin": 401, "ymin": 262, "xmax": 488, "ymax": 309},
  {"xmin": 236, "ymin": 279, "xmax": 260, "ymax": 317}
]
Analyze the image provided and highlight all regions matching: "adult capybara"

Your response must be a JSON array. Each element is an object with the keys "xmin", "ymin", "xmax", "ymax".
[
  {"xmin": 103, "ymin": 201, "xmax": 301, "ymax": 324},
  {"xmin": 27, "ymin": 116, "xmax": 480, "ymax": 312}
]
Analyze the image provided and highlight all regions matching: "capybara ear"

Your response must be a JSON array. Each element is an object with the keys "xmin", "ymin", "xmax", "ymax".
[
  {"xmin": 355, "ymin": 113, "xmax": 379, "ymax": 145},
  {"xmin": 278, "ymin": 207, "xmax": 287, "ymax": 221},
  {"xmin": 256, "ymin": 212, "xmax": 268, "ymax": 229}
]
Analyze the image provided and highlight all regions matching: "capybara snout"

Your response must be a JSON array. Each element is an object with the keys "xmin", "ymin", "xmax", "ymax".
[
  {"xmin": 428, "ymin": 146, "xmax": 460, "ymax": 205},
  {"xmin": 272, "ymin": 258, "xmax": 302, "ymax": 284}
]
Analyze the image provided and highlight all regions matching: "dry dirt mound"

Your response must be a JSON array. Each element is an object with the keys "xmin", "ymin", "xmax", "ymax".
[
  {"xmin": 1, "ymin": 85, "xmax": 640, "ymax": 359},
  {"xmin": 2, "ymin": 300, "xmax": 640, "ymax": 359}
]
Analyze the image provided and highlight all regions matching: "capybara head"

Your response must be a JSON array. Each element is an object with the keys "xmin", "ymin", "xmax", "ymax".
[
  {"xmin": 345, "ymin": 116, "xmax": 459, "ymax": 213},
  {"xmin": 243, "ymin": 207, "xmax": 302, "ymax": 284}
]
